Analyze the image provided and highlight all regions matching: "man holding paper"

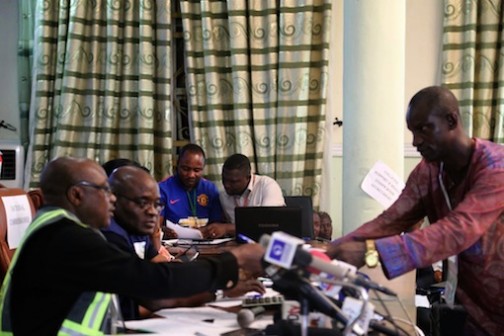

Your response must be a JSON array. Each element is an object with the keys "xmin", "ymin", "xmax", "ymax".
[
  {"xmin": 327, "ymin": 86, "xmax": 504, "ymax": 335},
  {"xmin": 158, "ymin": 144, "xmax": 224, "ymax": 238}
]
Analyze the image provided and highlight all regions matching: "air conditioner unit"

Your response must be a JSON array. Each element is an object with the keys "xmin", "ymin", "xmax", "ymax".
[{"xmin": 0, "ymin": 142, "xmax": 24, "ymax": 188}]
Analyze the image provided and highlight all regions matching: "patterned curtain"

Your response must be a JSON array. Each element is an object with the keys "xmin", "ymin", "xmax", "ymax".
[
  {"xmin": 442, "ymin": 0, "xmax": 504, "ymax": 142},
  {"xmin": 18, "ymin": 0, "xmax": 37, "ymax": 150},
  {"xmin": 25, "ymin": 0, "xmax": 174, "ymax": 188},
  {"xmin": 180, "ymin": 0, "xmax": 331, "ymax": 205}
]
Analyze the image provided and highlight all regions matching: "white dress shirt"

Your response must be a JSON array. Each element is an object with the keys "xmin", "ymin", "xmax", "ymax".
[{"xmin": 220, "ymin": 174, "xmax": 285, "ymax": 223}]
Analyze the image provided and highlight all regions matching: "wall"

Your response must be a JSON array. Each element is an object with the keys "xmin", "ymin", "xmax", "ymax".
[
  {"xmin": 325, "ymin": 0, "xmax": 443, "ymax": 238},
  {"xmin": 0, "ymin": 0, "xmax": 20, "ymax": 143}
]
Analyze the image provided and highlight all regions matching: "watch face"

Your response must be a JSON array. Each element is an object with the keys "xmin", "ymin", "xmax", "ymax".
[{"xmin": 366, "ymin": 251, "xmax": 379, "ymax": 267}]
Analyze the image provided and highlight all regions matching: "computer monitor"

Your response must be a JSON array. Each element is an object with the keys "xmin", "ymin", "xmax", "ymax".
[
  {"xmin": 284, "ymin": 196, "xmax": 314, "ymax": 240},
  {"xmin": 234, "ymin": 206, "xmax": 303, "ymax": 243}
]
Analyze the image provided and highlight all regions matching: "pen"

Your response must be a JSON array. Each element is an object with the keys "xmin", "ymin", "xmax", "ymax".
[{"xmin": 238, "ymin": 234, "xmax": 256, "ymax": 244}]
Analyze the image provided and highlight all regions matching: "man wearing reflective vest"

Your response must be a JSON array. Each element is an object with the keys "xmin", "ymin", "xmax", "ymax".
[{"xmin": 0, "ymin": 157, "xmax": 264, "ymax": 335}]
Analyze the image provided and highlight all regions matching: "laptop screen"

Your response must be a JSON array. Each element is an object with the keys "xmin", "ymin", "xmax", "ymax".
[
  {"xmin": 234, "ymin": 206, "xmax": 304, "ymax": 243},
  {"xmin": 284, "ymin": 196, "xmax": 314, "ymax": 240}
]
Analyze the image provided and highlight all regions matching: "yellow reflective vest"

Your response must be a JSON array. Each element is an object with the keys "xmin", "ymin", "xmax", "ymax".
[{"xmin": 0, "ymin": 208, "xmax": 115, "ymax": 335}]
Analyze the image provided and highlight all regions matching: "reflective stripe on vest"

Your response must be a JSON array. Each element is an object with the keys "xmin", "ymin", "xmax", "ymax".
[
  {"xmin": 0, "ymin": 208, "xmax": 113, "ymax": 335},
  {"xmin": 59, "ymin": 291, "xmax": 112, "ymax": 336}
]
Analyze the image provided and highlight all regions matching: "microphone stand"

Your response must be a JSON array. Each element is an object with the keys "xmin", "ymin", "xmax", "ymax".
[
  {"xmin": 341, "ymin": 283, "xmax": 369, "ymax": 336},
  {"xmin": 269, "ymin": 268, "xmax": 360, "ymax": 335},
  {"xmin": 319, "ymin": 277, "xmax": 402, "ymax": 336},
  {"xmin": 300, "ymin": 297, "xmax": 310, "ymax": 336}
]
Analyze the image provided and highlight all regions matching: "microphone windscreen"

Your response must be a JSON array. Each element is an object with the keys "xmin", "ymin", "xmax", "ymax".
[
  {"xmin": 237, "ymin": 306, "xmax": 265, "ymax": 328},
  {"xmin": 307, "ymin": 249, "xmax": 331, "ymax": 274}
]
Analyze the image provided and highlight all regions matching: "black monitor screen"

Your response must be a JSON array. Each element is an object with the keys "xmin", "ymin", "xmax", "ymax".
[{"xmin": 284, "ymin": 196, "xmax": 314, "ymax": 240}]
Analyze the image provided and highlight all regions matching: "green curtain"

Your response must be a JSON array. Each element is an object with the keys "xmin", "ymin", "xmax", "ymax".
[
  {"xmin": 18, "ymin": 0, "xmax": 37, "ymax": 151},
  {"xmin": 26, "ymin": 0, "xmax": 174, "ymax": 187},
  {"xmin": 442, "ymin": 0, "xmax": 504, "ymax": 142},
  {"xmin": 180, "ymin": 0, "xmax": 331, "ymax": 206}
]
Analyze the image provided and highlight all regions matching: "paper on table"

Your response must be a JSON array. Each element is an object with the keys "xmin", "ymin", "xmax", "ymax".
[
  {"xmin": 166, "ymin": 220, "xmax": 203, "ymax": 239},
  {"xmin": 124, "ymin": 317, "xmax": 232, "ymax": 336},
  {"xmin": 125, "ymin": 307, "xmax": 239, "ymax": 335},
  {"xmin": 3, "ymin": 195, "xmax": 32, "ymax": 249},
  {"xmin": 361, "ymin": 160, "xmax": 405, "ymax": 208},
  {"xmin": 208, "ymin": 299, "xmax": 242, "ymax": 308},
  {"xmin": 177, "ymin": 238, "xmax": 233, "ymax": 245}
]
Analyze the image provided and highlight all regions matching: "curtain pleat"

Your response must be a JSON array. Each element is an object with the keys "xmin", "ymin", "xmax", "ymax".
[
  {"xmin": 442, "ymin": 0, "xmax": 504, "ymax": 142},
  {"xmin": 181, "ymin": 0, "xmax": 331, "ymax": 205},
  {"xmin": 25, "ymin": 0, "xmax": 173, "ymax": 187}
]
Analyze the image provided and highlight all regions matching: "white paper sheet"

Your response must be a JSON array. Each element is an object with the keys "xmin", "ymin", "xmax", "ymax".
[
  {"xmin": 415, "ymin": 294, "xmax": 430, "ymax": 308},
  {"xmin": 3, "ymin": 195, "xmax": 32, "ymax": 249},
  {"xmin": 177, "ymin": 238, "xmax": 233, "ymax": 245},
  {"xmin": 166, "ymin": 220, "xmax": 203, "ymax": 239},
  {"xmin": 361, "ymin": 160, "xmax": 405, "ymax": 208},
  {"xmin": 125, "ymin": 307, "xmax": 238, "ymax": 335}
]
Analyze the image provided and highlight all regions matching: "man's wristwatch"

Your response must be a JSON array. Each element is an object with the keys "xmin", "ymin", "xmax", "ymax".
[{"xmin": 365, "ymin": 240, "xmax": 379, "ymax": 268}]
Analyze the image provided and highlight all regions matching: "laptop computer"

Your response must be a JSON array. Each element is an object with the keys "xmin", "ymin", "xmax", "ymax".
[
  {"xmin": 284, "ymin": 196, "xmax": 314, "ymax": 240},
  {"xmin": 234, "ymin": 206, "xmax": 304, "ymax": 243}
]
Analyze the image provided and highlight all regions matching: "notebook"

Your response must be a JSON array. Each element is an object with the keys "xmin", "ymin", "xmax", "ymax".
[{"xmin": 234, "ymin": 206, "xmax": 304, "ymax": 243}]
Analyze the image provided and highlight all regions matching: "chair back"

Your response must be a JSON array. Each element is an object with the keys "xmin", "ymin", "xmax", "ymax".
[
  {"xmin": 0, "ymin": 188, "xmax": 36, "ymax": 281},
  {"xmin": 28, "ymin": 189, "xmax": 44, "ymax": 210}
]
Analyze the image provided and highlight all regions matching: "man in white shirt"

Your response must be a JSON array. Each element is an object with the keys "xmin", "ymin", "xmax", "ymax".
[{"xmin": 200, "ymin": 154, "xmax": 285, "ymax": 238}]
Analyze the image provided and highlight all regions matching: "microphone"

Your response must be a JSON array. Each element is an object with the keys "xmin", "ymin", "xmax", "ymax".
[
  {"xmin": 260, "ymin": 232, "xmax": 396, "ymax": 296},
  {"xmin": 237, "ymin": 306, "xmax": 265, "ymax": 328},
  {"xmin": 308, "ymin": 249, "xmax": 345, "ymax": 298},
  {"xmin": 268, "ymin": 268, "xmax": 366, "ymax": 336}
]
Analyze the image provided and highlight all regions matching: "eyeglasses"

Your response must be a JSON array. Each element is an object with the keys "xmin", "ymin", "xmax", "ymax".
[
  {"xmin": 74, "ymin": 181, "xmax": 112, "ymax": 195},
  {"xmin": 116, "ymin": 194, "xmax": 165, "ymax": 212}
]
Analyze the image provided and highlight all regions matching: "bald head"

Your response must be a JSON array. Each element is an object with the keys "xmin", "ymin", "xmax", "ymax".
[
  {"xmin": 406, "ymin": 86, "xmax": 473, "ymax": 166},
  {"xmin": 407, "ymin": 86, "xmax": 461, "ymax": 122},
  {"xmin": 40, "ymin": 157, "xmax": 102, "ymax": 205},
  {"xmin": 109, "ymin": 166, "xmax": 161, "ymax": 235},
  {"xmin": 39, "ymin": 156, "xmax": 115, "ymax": 229},
  {"xmin": 109, "ymin": 166, "xmax": 155, "ymax": 195}
]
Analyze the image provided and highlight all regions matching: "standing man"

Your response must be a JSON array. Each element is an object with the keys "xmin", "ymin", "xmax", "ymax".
[
  {"xmin": 202, "ymin": 153, "xmax": 285, "ymax": 238},
  {"xmin": 326, "ymin": 86, "xmax": 504, "ymax": 335},
  {"xmin": 0, "ymin": 156, "xmax": 264, "ymax": 335},
  {"xmin": 158, "ymin": 144, "xmax": 223, "ymax": 230}
]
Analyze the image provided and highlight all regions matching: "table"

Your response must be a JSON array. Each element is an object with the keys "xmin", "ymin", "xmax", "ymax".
[{"xmin": 155, "ymin": 238, "xmax": 417, "ymax": 335}]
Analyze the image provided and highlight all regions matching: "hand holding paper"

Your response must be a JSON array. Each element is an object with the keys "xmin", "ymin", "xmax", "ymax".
[{"xmin": 166, "ymin": 220, "xmax": 203, "ymax": 239}]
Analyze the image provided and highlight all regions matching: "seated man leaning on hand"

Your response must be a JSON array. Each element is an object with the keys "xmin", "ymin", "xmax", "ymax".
[
  {"xmin": 103, "ymin": 165, "xmax": 265, "ymax": 320},
  {"xmin": 101, "ymin": 158, "xmax": 173, "ymax": 258},
  {"xmin": 201, "ymin": 153, "xmax": 285, "ymax": 239},
  {"xmin": 0, "ymin": 156, "xmax": 264, "ymax": 335}
]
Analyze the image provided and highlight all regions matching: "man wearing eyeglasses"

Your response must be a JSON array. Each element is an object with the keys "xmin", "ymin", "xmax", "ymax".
[
  {"xmin": 103, "ymin": 165, "xmax": 172, "ymax": 265},
  {"xmin": 0, "ymin": 156, "xmax": 265, "ymax": 335},
  {"xmin": 102, "ymin": 165, "xmax": 265, "ymax": 320}
]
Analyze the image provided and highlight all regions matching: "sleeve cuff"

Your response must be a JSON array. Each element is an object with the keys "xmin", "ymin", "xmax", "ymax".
[
  {"xmin": 375, "ymin": 236, "xmax": 416, "ymax": 279},
  {"xmin": 212, "ymin": 252, "xmax": 239, "ymax": 290}
]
